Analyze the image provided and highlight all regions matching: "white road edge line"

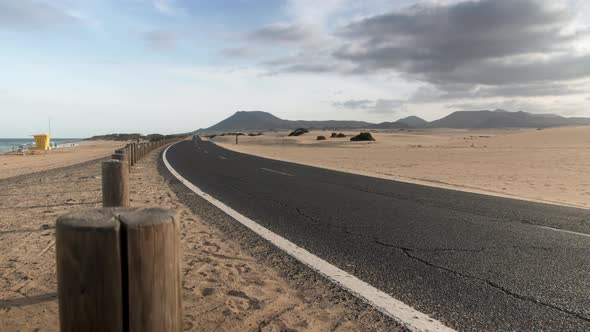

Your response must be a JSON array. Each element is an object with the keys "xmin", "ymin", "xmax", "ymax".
[
  {"xmin": 163, "ymin": 143, "xmax": 455, "ymax": 332},
  {"xmin": 535, "ymin": 225, "xmax": 590, "ymax": 239},
  {"xmin": 260, "ymin": 167, "xmax": 293, "ymax": 177}
]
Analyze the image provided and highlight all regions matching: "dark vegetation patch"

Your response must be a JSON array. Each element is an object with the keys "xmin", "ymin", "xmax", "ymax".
[
  {"xmin": 288, "ymin": 128, "xmax": 309, "ymax": 137},
  {"xmin": 350, "ymin": 132, "xmax": 375, "ymax": 141}
]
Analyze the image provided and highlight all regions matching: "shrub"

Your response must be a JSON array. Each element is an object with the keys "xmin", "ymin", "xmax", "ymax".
[
  {"xmin": 350, "ymin": 132, "xmax": 375, "ymax": 141},
  {"xmin": 288, "ymin": 128, "xmax": 309, "ymax": 137}
]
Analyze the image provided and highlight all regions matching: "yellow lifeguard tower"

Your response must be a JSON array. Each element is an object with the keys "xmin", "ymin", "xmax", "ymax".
[{"xmin": 31, "ymin": 134, "xmax": 51, "ymax": 151}]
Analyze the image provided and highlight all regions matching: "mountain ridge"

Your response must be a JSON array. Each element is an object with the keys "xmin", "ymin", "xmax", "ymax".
[{"xmin": 193, "ymin": 110, "xmax": 590, "ymax": 134}]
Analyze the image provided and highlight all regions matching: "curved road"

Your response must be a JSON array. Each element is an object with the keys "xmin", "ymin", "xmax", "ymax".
[{"xmin": 166, "ymin": 139, "xmax": 590, "ymax": 331}]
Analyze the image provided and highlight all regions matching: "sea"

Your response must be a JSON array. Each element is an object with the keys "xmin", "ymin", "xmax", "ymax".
[{"xmin": 0, "ymin": 138, "xmax": 83, "ymax": 153}]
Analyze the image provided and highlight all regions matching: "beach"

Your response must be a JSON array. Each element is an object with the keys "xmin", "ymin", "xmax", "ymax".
[
  {"xmin": 213, "ymin": 126, "xmax": 590, "ymax": 209},
  {"xmin": 0, "ymin": 140, "xmax": 126, "ymax": 180}
]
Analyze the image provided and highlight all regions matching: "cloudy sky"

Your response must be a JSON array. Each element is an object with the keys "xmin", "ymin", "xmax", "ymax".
[{"xmin": 1, "ymin": 0, "xmax": 589, "ymax": 137}]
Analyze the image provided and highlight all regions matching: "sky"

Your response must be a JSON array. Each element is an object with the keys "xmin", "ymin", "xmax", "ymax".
[{"xmin": 1, "ymin": 0, "xmax": 590, "ymax": 137}]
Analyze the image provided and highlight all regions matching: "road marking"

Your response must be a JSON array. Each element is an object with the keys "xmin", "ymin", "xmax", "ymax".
[
  {"xmin": 535, "ymin": 225, "xmax": 590, "ymax": 239},
  {"xmin": 218, "ymin": 156, "xmax": 228, "ymax": 160},
  {"xmin": 261, "ymin": 167, "xmax": 293, "ymax": 177},
  {"xmin": 163, "ymin": 144, "xmax": 455, "ymax": 332}
]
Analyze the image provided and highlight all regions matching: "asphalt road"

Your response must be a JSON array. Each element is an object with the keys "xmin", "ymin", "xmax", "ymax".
[{"xmin": 166, "ymin": 139, "xmax": 590, "ymax": 331}]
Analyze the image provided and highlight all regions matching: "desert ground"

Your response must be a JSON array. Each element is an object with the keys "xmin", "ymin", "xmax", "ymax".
[
  {"xmin": 0, "ymin": 143, "xmax": 395, "ymax": 331},
  {"xmin": 213, "ymin": 126, "xmax": 590, "ymax": 209},
  {"xmin": 0, "ymin": 140, "xmax": 126, "ymax": 180}
]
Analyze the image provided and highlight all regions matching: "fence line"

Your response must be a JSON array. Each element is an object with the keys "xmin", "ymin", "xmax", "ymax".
[{"xmin": 56, "ymin": 137, "xmax": 184, "ymax": 332}]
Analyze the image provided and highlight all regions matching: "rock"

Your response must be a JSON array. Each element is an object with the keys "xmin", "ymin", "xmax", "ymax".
[
  {"xmin": 288, "ymin": 128, "xmax": 309, "ymax": 137},
  {"xmin": 317, "ymin": 135, "xmax": 326, "ymax": 140},
  {"xmin": 350, "ymin": 132, "xmax": 376, "ymax": 141},
  {"xmin": 336, "ymin": 133, "xmax": 347, "ymax": 138},
  {"xmin": 330, "ymin": 132, "xmax": 338, "ymax": 138}
]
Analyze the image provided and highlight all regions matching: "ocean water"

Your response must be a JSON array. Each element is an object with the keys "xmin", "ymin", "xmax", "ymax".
[{"xmin": 0, "ymin": 138, "xmax": 82, "ymax": 153}]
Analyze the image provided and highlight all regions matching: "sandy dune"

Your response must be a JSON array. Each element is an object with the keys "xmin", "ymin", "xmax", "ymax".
[
  {"xmin": 214, "ymin": 126, "xmax": 590, "ymax": 209},
  {"xmin": 0, "ymin": 141, "xmax": 126, "ymax": 180}
]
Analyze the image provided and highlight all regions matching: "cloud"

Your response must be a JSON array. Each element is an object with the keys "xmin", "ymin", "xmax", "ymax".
[
  {"xmin": 261, "ymin": 51, "xmax": 350, "ymax": 75},
  {"xmin": 152, "ymin": 0, "xmax": 177, "ymax": 15},
  {"xmin": 249, "ymin": 23, "xmax": 313, "ymax": 44},
  {"xmin": 220, "ymin": 46, "xmax": 259, "ymax": 58},
  {"xmin": 0, "ymin": 0, "xmax": 80, "ymax": 29},
  {"xmin": 333, "ymin": 0, "xmax": 590, "ymax": 89},
  {"xmin": 333, "ymin": 98, "xmax": 403, "ymax": 114},
  {"xmin": 411, "ymin": 82, "xmax": 588, "ymax": 102},
  {"xmin": 144, "ymin": 30, "xmax": 178, "ymax": 51},
  {"xmin": 445, "ymin": 98, "xmax": 588, "ymax": 117}
]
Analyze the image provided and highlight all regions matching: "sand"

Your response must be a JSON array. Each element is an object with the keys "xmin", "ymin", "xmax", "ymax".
[
  {"xmin": 0, "ymin": 140, "xmax": 126, "ymax": 180},
  {"xmin": 0, "ymin": 144, "xmax": 395, "ymax": 331},
  {"xmin": 214, "ymin": 126, "xmax": 590, "ymax": 209}
]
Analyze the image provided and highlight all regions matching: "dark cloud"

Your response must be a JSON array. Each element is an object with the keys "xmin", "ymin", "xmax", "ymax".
[
  {"xmin": 333, "ymin": 99, "xmax": 403, "ymax": 114},
  {"xmin": 0, "ymin": 0, "xmax": 80, "ymax": 29},
  {"xmin": 332, "ymin": 0, "xmax": 590, "ymax": 91},
  {"xmin": 249, "ymin": 23, "xmax": 312, "ymax": 43},
  {"xmin": 144, "ymin": 30, "xmax": 178, "ymax": 51}
]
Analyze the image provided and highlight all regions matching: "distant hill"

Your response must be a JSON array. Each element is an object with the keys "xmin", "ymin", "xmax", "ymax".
[
  {"xmin": 193, "ymin": 110, "xmax": 590, "ymax": 134},
  {"xmin": 397, "ymin": 116, "xmax": 428, "ymax": 128},
  {"xmin": 85, "ymin": 133, "xmax": 186, "ymax": 141},
  {"xmin": 428, "ymin": 110, "xmax": 590, "ymax": 128},
  {"xmin": 194, "ymin": 111, "xmax": 372, "ymax": 134},
  {"xmin": 366, "ymin": 121, "xmax": 409, "ymax": 129}
]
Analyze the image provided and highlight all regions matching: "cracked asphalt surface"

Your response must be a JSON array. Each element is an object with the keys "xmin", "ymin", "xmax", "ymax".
[{"xmin": 166, "ymin": 139, "xmax": 590, "ymax": 331}]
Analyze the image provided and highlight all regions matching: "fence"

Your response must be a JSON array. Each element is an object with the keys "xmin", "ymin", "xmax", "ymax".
[{"xmin": 55, "ymin": 137, "xmax": 184, "ymax": 332}]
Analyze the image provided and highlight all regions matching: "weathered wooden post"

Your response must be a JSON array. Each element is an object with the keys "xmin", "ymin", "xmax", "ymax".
[
  {"xmin": 56, "ymin": 208, "xmax": 182, "ymax": 332},
  {"xmin": 130, "ymin": 143, "xmax": 136, "ymax": 167},
  {"xmin": 126, "ymin": 145, "xmax": 133, "ymax": 167},
  {"xmin": 102, "ymin": 159, "xmax": 129, "ymax": 207},
  {"xmin": 113, "ymin": 150, "xmax": 130, "ymax": 173},
  {"xmin": 56, "ymin": 209, "xmax": 124, "ymax": 332}
]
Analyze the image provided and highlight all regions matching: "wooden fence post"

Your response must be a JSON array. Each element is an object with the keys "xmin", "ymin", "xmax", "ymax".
[
  {"xmin": 56, "ymin": 208, "xmax": 182, "ymax": 332},
  {"xmin": 56, "ymin": 209, "xmax": 123, "ymax": 332},
  {"xmin": 133, "ymin": 143, "xmax": 138, "ymax": 165},
  {"xmin": 113, "ymin": 151, "xmax": 130, "ymax": 173},
  {"xmin": 120, "ymin": 208, "xmax": 182, "ymax": 331},
  {"xmin": 102, "ymin": 160, "xmax": 129, "ymax": 207}
]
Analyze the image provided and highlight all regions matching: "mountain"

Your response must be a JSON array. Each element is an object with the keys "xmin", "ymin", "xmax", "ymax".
[
  {"xmin": 428, "ymin": 110, "xmax": 590, "ymax": 128},
  {"xmin": 193, "ymin": 110, "xmax": 590, "ymax": 134},
  {"xmin": 396, "ymin": 116, "xmax": 428, "ymax": 128},
  {"xmin": 194, "ymin": 111, "xmax": 372, "ymax": 134}
]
